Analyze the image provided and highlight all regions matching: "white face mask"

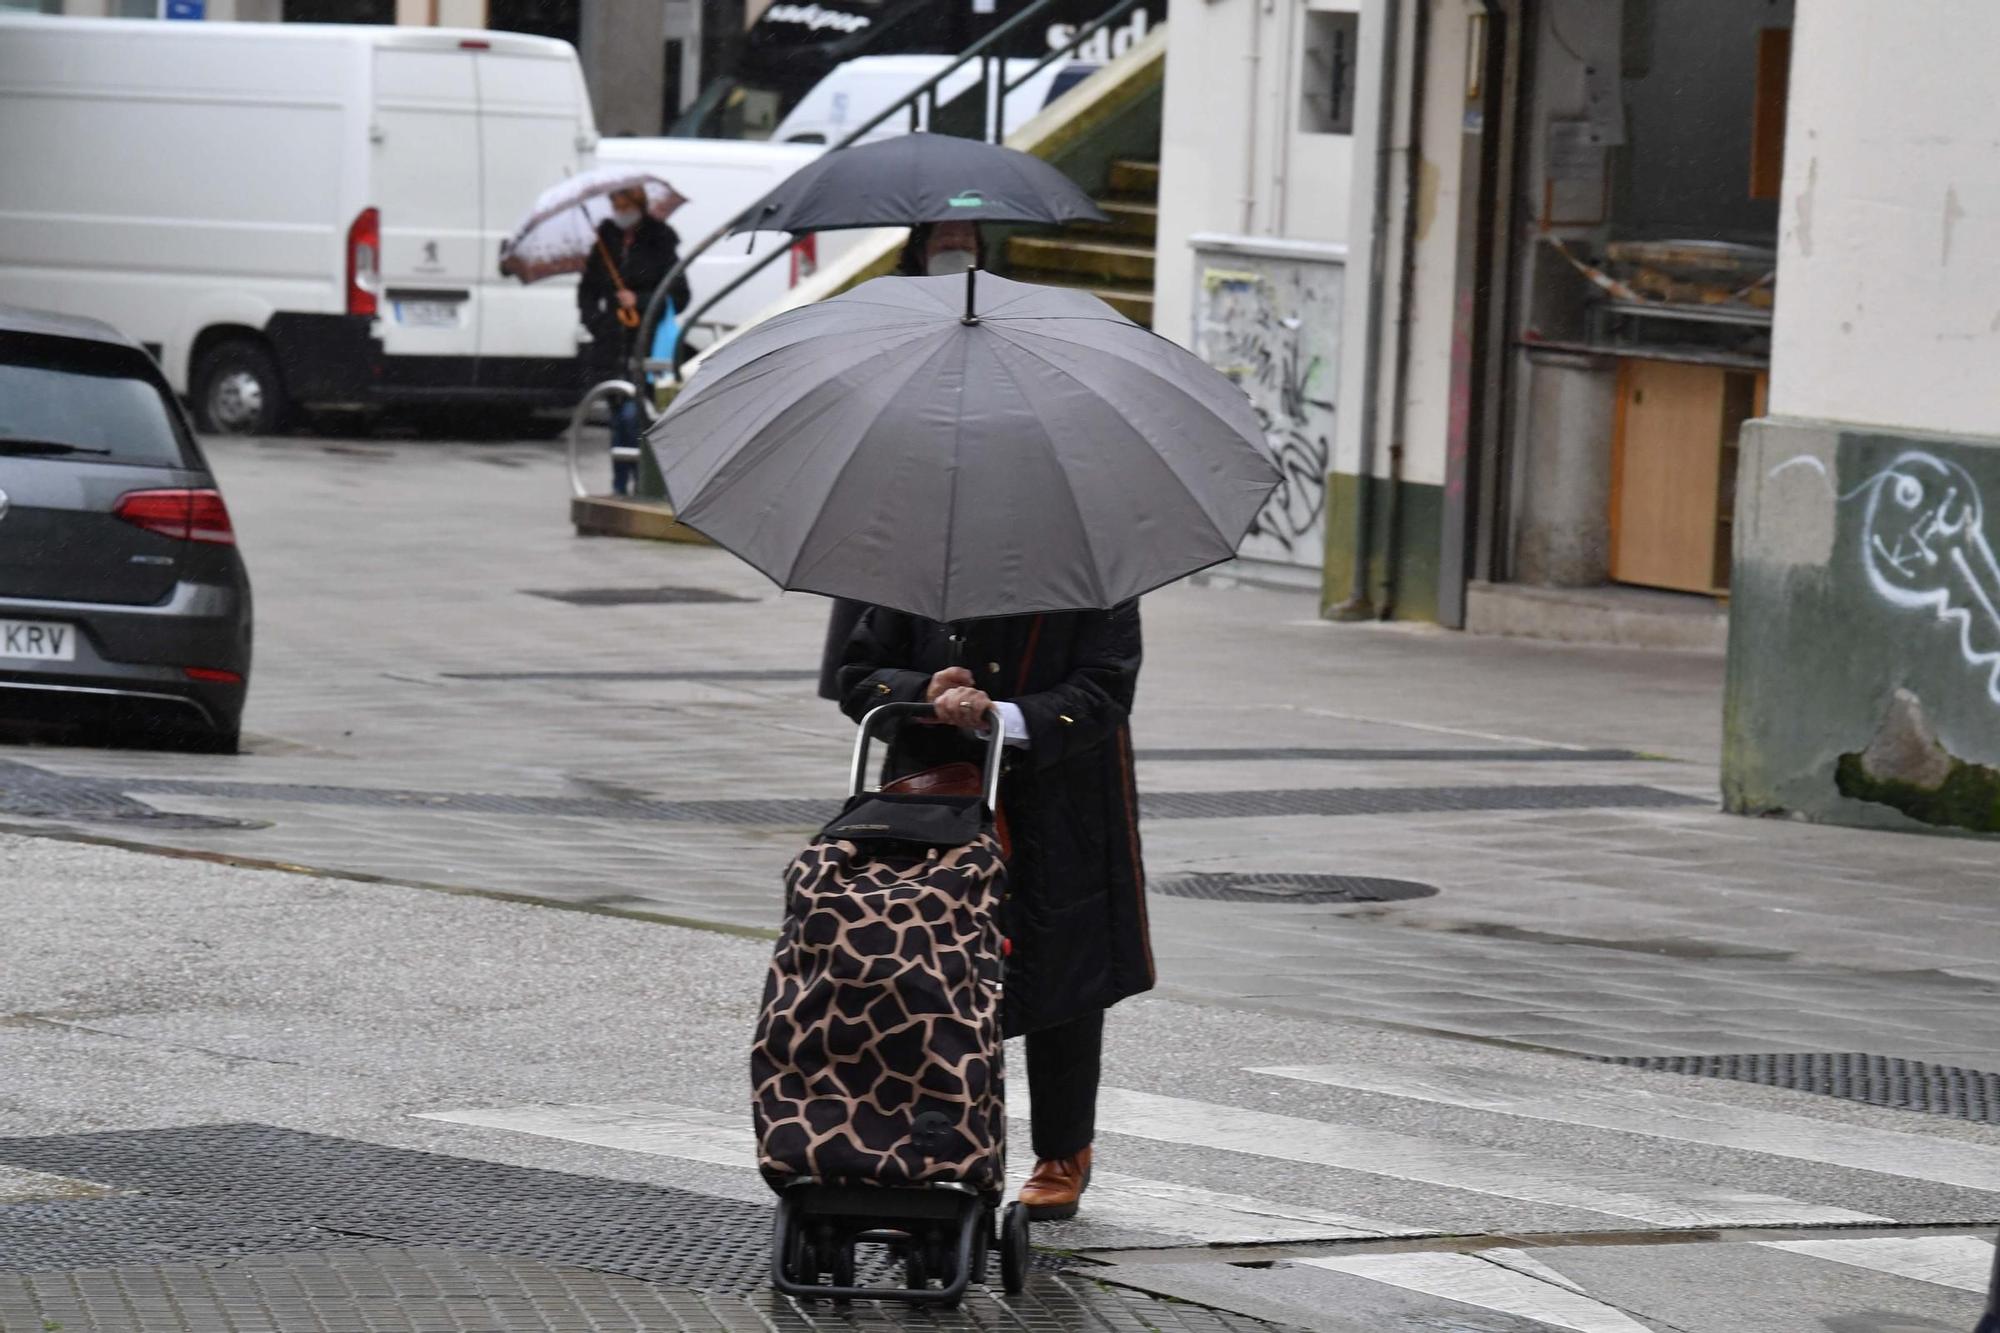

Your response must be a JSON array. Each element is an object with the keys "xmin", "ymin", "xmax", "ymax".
[
  {"xmin": 926, "ymin": 248, "xmax": 977, "ymax": 277},
  {"xmin": 612, "ymin": 207, "xmax": 642, "ymax": 231}
]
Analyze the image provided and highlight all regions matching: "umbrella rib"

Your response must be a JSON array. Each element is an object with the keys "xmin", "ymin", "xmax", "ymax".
[
  {"xmin": 982, "ymin": 325, "xmax": 1249, "ymax": 547},
  {"xmin": 776, "ymin": 335, "xmax": 967, "ymax": 595},
  {"xmin": 981, "ymin": 336, "xmax": 1111, "ymax": 609}
]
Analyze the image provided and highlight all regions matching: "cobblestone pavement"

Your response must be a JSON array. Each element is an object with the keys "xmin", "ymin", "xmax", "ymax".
[{"xmin": 2, "ymin": 436, "xmax": 1999, "ymax": 1331}]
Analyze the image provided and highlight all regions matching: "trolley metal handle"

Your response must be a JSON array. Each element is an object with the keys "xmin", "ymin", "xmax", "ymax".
[{"xmin": 850, "ymin": 702, "xmax": 1006, "ymax": 812}]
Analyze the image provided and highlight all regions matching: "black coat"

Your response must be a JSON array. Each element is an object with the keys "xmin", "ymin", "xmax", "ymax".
[
  {"xmin": 837, "ymin": 603, "xmax": 1153, "ymax": 1037},
  {"xmin": 578, "ymin": 216, "xmax": 691, "ymax": 370}
]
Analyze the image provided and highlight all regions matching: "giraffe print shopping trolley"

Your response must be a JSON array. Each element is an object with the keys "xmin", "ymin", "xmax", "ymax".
[{"xmin": 752, "ymin": 701, "xmax": 1030, "ymax": 1306}]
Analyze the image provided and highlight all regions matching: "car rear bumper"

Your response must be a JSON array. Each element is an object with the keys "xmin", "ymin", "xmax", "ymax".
[{"xmin": 0, "ymin": 581, "xmax": 250, "ymax": 730}]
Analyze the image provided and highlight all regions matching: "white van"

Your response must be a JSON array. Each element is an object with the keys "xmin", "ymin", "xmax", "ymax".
[
  {"xmin": 767, "ymin": 55, "xmax": 1072, "ymax": 148},
  {"xmin": 0, "ymin": 17, "xmax": 597, "ymax": 432}
]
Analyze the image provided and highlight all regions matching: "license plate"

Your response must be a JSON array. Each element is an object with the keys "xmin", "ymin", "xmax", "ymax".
[
  {"xmin": 0, "ymin": 619, "xmax": 75, "ymax": 661},
  {"xmin": 395, "ymin": 299, "xmax": 461, "ymax": 329}
]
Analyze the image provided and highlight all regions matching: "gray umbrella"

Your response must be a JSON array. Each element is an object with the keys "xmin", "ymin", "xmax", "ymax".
[
  {"xmin": 729, "ymin": 133, "xmax": 1107, "ymax": 234},
  {"xmin": 646, "ymin": 272, "xmax": 1277, "ymax": 623}
]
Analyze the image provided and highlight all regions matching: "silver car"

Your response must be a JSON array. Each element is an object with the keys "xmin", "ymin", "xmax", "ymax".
[{"xmin": 0, "ymin": 306, "xmax": 252, "ymax": 751}]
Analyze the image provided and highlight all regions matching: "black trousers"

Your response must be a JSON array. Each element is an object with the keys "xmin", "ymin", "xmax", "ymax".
[{"xmin": 1024, "ymin": 1009, "xmax": 1103, "ymax": 1160}]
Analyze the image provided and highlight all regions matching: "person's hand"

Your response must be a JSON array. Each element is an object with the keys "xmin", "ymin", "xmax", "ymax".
[
  {"xmin": 924, "ymin": 667, "xmax": 992, "ymax": 729},
  {"xmin": 925, "ymin": 667, "xmax": 974, "ymax": 703},
  {"xmin": 935, "ymin": 684, "xmax": 995, "ymax": 732},
  {"xmin": 616, "ymin": 290, "xmax": 638, "ymax": 310}
]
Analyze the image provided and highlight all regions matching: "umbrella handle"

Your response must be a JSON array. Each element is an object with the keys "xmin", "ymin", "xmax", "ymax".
[{"xmin": 585, "ymin": 202, "xmax": 643, "ymax": 328}]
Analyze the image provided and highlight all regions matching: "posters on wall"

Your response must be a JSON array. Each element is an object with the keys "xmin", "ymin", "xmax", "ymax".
[{"xmin": 1191, "ymin": 238, "xmax": 1345, "ymax": 570}]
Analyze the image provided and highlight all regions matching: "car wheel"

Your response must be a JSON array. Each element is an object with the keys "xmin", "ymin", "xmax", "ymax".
[{"xmin": 194, "ymin": 340, "xmax": 288, "ymax": 435}]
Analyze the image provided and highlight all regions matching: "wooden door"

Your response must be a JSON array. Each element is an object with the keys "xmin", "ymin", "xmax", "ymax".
[{"xmin": 1610, "ymin": 360, "xmax": 1750, "ymax": 594}]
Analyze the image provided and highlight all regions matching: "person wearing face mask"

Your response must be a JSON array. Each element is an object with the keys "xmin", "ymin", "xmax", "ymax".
[
  {"xmin": 812, "ymin": 221, "xmax": 990, "ymax": 698},
  {"xmin": 578, "ymin": 187, "xmax": 691, "ymax": 496}
]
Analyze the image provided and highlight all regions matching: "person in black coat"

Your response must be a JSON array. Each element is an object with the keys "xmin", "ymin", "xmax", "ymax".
[
  {"xmin": 815, "ymin": 219, "xmax": 989, "ymax": 697},
  {"xmin": 837, "ymin": 601, "xmax": 1152, "ymax": 1220},
  {"xmin": 578, "ymin": 186, "xmax": 691, "ymax": 495}
]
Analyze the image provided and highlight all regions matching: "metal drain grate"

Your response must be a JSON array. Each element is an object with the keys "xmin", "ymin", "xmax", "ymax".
[
  {"xmin": 523, "ymin": 586, "xmax": 754, "ymax": 606},
  {"xmin": 1153, "ymin": 873, "xmax": 1438, "ymax": 904},
  {"xmin": 1138, "ymin": 747, "xmax": 1643, "ymax": 763},
  {"xmin": 0, "ymin": 1123, "xmax": 1071, "ymax": 1295},
  {"xmin": 1594, "ymin": 1053, "xmax": 2000, "ymax": 1124},
  {"xmin": 0, "ymin": 760, "xmax": 255, "ymax": 830},
  {"xmin": 1143, "ymin": 784, "xmax": 1703, "ymax": 820},
  {"xmin": 0, "ymin": 1247, "xmax": 1286, "ymax": 1333}
]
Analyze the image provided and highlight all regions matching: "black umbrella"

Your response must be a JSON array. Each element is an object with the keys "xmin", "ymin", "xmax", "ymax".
[
  {"xmin": 646, "ymin": 272, "xmax": 1278, "ymax": 623},
  {"xmin": 729, "ymin": 133, "xmax": 1108, "ymax": 235}
]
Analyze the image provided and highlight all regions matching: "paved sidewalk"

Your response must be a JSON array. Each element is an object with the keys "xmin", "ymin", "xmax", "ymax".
[
  {"xmin": 3, "ymin": 436, "xmax": 1996, "ymax": 1071},
  {"xmin": 3, "ymin": 435, "xmax": 2000, "ymax": 1332}
]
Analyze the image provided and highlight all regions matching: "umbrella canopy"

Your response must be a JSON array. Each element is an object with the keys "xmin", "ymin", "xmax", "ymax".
[
  {"xmin": 499, "ymin": 167, "xmax": 688, "ymax": 284},
  {"xmin": 728, "ymin": 133, "xmax": 1107, "ymax": 235},
  {"xmin": 647, "ymin": 273, "xmax": 1278, "ymax": 623}
]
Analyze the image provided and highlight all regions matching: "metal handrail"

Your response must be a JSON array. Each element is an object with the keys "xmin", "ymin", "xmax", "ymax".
[
  {"xmin": 628, "ymin": 0, "xmax": 1142, "ymax": 391},
  {"xmin": 566, "ymin": 378, "xmax": 648, "ymax": 500}
]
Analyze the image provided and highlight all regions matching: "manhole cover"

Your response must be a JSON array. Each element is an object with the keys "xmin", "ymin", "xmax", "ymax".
[
  {"xmin": 1595, "ymin": 1052, "xmax": 2000, "ymax": 1124},
  {"xmin": 523, "ymin": 587, "xmax": 754, "ymax": 606},
  {"xmin": 1152, "ymin": 873, "xmax": 1438, "ymax": 904}
]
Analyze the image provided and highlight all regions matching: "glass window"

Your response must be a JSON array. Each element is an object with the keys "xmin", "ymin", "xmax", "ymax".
[{"xmin": 0, "ymin": 338, "xmax": 192, "ymax": 469}]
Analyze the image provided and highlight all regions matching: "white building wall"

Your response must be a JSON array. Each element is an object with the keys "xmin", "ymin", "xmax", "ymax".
[
  {"xmin": 1769, "ymin": 0, "xmax": 2000, "ymax": 438},
  {"xmin": 1154, "ymin": 0, "xmax": 1358, "ymax": 349},
  {"xmin": 1331, "ymin": 0, "xmax": 1479, "ymax": 490}
]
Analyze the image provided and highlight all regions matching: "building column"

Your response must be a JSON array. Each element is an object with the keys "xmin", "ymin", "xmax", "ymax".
[{"xmin": 579, "ymin": 0, "xmax": 668, "ymax": 137}]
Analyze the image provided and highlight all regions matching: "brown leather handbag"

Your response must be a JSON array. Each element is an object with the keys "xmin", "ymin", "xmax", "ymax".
[{"xmin": 883, "ymin": 762, "xmax": 1011, "ymax": 859}]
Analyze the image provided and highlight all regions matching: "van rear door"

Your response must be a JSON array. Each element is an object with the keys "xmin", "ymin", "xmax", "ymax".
[
  {"xmin": 370, "ymin": 45, "xmax": 483, "ymax": 386},
  {"xmin": 473, "ymin": 47, "xmax": 594, "ymax": 390}
]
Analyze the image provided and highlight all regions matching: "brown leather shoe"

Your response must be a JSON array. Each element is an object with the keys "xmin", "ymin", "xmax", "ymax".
[{"xmin": 1019, "ymin": 1147, "xmax": 1092, "ymax": 1220}]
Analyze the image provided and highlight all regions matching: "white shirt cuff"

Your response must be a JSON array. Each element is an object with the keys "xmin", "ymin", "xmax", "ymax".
[{"xmin": 993, "ymin": 700, "xmax": 1031, "ymax": 749}]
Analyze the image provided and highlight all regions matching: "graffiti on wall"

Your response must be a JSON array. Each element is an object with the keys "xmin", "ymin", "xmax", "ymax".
[
  {"xmin": 1773, "ymin": 451, "xmax": 2000, "ymax": 703},
  {"xmin": 1193, "ymin": 256, "xmax": 1343, "ymax": 569}
]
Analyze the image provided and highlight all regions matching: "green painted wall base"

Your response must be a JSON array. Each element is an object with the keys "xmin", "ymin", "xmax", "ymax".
[
  {"xmin": 1320, "ymin": 472, "xmax": 1445, "ymax": 623},
  {"xmin": 1724, "ymin": 418, "xmax": 2000, "ymax": 836}
]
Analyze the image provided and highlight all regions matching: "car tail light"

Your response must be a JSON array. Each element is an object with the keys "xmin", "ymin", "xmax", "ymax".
[
  {"xmin": 114, "ymin": 489, "xmax": 236, "ymax": 545},
  {"xmin": 184, "ymin": 667, "xmax": 243, "ymax": 684},
  {"xmin": 790, "ymin": 233, "xmax": 817, "ymax": 287},
  {"xmin": 348, "ymin": 206, "xmax": 380, "ymax": 316}
]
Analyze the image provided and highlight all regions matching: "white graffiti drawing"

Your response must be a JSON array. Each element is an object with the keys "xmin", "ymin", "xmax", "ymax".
[
  {"xmin": 1773, "ymin": 451, "xmax": 2000, "ymax": 703},
  {"xmin": 1194, "ymin": 259, "xmax": 1342, "ymax": 569}
]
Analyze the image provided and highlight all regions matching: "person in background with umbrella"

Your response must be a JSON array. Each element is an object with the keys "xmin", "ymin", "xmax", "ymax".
[
  {"xmin": 835, "ymin": 600, "xmax": 1150, "ymax": 1222},
  {"xmin": 579, "ymin": 186, "xmax": 691, "ymax": 495},
  {"xmin": 815, "ymin": 218, "xmax": 991, "ymax": 702}
]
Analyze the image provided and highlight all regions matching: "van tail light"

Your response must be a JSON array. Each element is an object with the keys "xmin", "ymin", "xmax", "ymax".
[
  {"xmin": 789, "ymin": 233, "xmax": 818, "ymax": 287},
  {"xmin": 183, "ymin": 667, "xmax": 243, "ymax": 684},
  {"xmin": 114, "ymin": 489, "xmax": 236, "ymax": 545},
  {"xmin": 347, "ymin": 206, "xmax": 380, "ymax": 316}
]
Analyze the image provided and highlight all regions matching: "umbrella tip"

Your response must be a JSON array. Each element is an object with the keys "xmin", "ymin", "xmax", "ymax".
[{"xmin": 962, "ymin": 263, "xmax": 978, "ymax": 325}]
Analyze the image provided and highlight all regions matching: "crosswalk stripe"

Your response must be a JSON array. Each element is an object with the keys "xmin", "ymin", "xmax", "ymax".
[
  {"xmin": 1252, "ymin": 1059, "xmax": 2000, "ymax": 1194},
  {"xmin": 415, "ymin": 1100, "xmax": 748, "ymax": 1169},
  {"xmin": 1074, "ymin": 1086, "xmax": 1884, "ymax": 1227},
  {"xmin": 1294, "ymin": 1250, "xmax": 1656, "ymax": 1332},
  {"xmin": 1759, "ymin": 1236, "xmax": 1998, "ymax": 1293},
  {"xmin": 414, "ymin": 1100, "xmax": 1421, "ymax": 1245}
]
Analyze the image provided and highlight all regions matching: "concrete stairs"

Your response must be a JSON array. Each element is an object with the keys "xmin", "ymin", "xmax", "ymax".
[{"xmin": 1006, "ymin": 158, "xmax": 1158, "ymax": 327}]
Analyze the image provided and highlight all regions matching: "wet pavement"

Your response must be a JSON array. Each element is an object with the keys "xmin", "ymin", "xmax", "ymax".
[{"xmin": 1, "ymin": 435, "xmax": 1997, "ymax": 1331}]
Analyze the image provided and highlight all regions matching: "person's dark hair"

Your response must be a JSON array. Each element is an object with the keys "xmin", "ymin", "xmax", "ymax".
[{"xmin": 897, "ymin": 222, "xmax": 989, "ymax": 276}]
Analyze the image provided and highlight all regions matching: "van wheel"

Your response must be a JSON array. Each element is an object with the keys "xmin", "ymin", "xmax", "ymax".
[{"xmin": 194, "ymin": 340, "xmax": 288, "ymax": 435}]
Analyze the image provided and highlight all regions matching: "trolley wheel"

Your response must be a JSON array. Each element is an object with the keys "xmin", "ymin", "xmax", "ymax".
[
  {"xmin": 832, "ymin": 1232, "xmax": 856, "ymax": 1288},
  {"xmin": 970, "ymin": 1212, "xmax": 991, "ymax": 1286},
  {"xmin": 1000, "ymin": 1202, "xmax": 1030, "ymax": 1294}
]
